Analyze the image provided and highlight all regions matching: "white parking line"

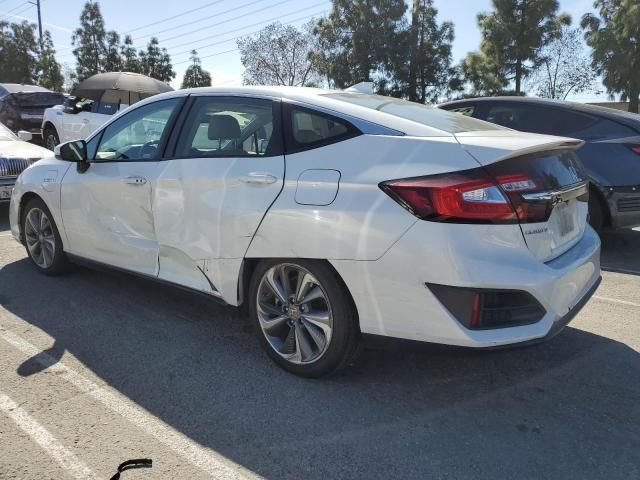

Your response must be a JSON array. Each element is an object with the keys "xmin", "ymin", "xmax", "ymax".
[
  {"xmin": 0, "ymin": 391, "xmax": 97, "ymax": 479},
  {"xmin": 593, "ymin": 296, "xmax": 640, "ymax": 309},
  {"xmin": 0, "ymin": 328, "xmax": 261, "ymax": 480}
]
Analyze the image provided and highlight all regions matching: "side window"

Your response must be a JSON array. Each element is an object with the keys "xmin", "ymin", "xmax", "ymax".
[
  {"xmin": 286, "ymin": 106, "xmax": 359, "ymax": 152},
  {"xmin": 95, "ymin": 98, "xmax": 180, "ymax": 161},
  {"xmin": 449, "ymin": 105, "xmax": 475, "ymax": 117},
  {"xmin": 551, "ymin": 110, "xmax": 598, "ymax": 138},
  {"xmin": 175, "ymin": 96, "xmax": 279, "ymax": 158},
  {"xmin": 485, "ymin": 104, "xmax": 555, "ymax": 134},
  {"xmin": 569, "ymin": 117, "xmax": 637, "ymax": 140}
]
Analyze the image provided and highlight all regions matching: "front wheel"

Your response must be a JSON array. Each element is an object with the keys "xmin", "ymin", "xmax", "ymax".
[
  {"xmin": 249, "ymin": 259, "xmax": 359, "ymax": 377},
  {"xmin": 21, "ymin": 198, "xmax": 68, "ymax": 275}
]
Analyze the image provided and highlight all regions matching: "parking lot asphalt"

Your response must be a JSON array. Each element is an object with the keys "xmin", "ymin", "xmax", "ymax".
[{"xmin": 0, "ymin": 203, "xmax": 639, "ymax": 480}]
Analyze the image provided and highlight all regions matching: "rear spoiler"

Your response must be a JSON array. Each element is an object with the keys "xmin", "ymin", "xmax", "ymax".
[{"xmin": 454, "ymin": 130, "xmax": 584, "ymax": 166}]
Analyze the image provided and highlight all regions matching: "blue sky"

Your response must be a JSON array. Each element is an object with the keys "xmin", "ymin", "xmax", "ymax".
[{"xmin": 0, "ymin": 0, "xmax": 602, "ymax": 101}]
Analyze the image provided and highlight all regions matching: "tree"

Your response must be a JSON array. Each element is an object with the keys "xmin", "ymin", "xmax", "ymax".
[
  {"xmin": 390, "ymin": 0, "xmax": 459, "ymax": 102},
  {"xmin": 72, "ymin": 1, "xmax": 107, "ymax": 81},
  {"xmin": 526, "ymin": 26, "xmax": 594, "ymax": 100},
  {"xmin": 181, "ymin": 50, "xmax": 211, "ymax": 88},
  {"xmin": 120, "ymin": 35, "xmax": 141, "ymax": 73},
  {"xmin": 0, "ymin": 21, "xmax": 40, "ymax": 84},
  {"xmin": 582, "ymin": 0, "xmax": 640, "ymax": 112},
  {"xmin": 104, "ymin": 30, "xmax": 122, "ymax": 72},
  {"xmin": 139, "ymin": 37, "xmax": 175, "ymax": 82},
  {"xmin": 313, "ymin": 0, "xmax": 407, "ymax": 89},
  {"xmin": 38, "ymin": 31, "xmax": 64, "ymax": 91},
  {"xmin": 238, "ymin": 22, "xmax": 320, "ymax": 87},
  {"xmin": 460, "ymin": 51, "xmax": 509, "ymax": 96},
  {"xmin": 477, "ymin": 0, "xmax": 571, "ymax": 95}
]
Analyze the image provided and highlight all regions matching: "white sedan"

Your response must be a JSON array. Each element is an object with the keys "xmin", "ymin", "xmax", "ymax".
[
  {"xmin": 1, "ymin": 123, "xmax": 50, "ymax": 202},
  {"xmin": 9, "ymin": 87, "xmax": 601, "ymax": 377}
]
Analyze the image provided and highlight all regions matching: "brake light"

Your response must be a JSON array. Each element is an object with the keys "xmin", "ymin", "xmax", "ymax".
[
  {"xmin": 628, "ymin": 145, "xmax": 640, "ymax": 155},
  {"xmin": 380, "ymin": 168, "xmax": 544, "ymax": 223}
]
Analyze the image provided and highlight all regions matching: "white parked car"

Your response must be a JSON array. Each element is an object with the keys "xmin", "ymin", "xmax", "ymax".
[
  {"xmin": 41, "ymin": 97, "xmax": 121, "ymax": 150},
  {"xmin": 0, "ymin": 123, "xmax": 50, "ymax": 202},
  {"xmin": 9, "ymin": 87, "xmax": 601, "ymax": 377}
]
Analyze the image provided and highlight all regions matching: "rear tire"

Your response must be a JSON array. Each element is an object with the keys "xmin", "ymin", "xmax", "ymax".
[
  {"xmin": 43, "ymin": 126, "xmax": 59, "ymax": 151},
  {"xmin": 248, "ymin": 259, "xmax": 359, "ymax": 377},
  {"xmin": 21, "ymin": 198, "xmax": 68, "ymax": 275}
]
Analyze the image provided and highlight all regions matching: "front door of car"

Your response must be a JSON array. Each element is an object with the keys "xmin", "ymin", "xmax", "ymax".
[
  {"xmin": 153, "ymin": 96, "xmax": 285, "ymax": 299},
  {"xmin": 60, "ymin": 97, "xmax": 183, "ymax": 275}
]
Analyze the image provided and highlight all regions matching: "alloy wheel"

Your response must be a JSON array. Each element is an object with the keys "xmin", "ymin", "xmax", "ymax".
[
  {"xmin": 256, "ymin": 263, "xmax": 333, "ymax": 364},
  {"xmin": 24, "ymin": 207, "xmax": 56, "ymax": 268},
  {"xmin": 45, "ymin": 133, "xmax": 58, "ymax": 151}
]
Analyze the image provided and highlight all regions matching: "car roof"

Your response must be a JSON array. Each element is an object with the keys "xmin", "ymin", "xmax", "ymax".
[
  {"xmin": 135, "ymin": 86, "xmax": 503, "ymax": 137},
  {"xmin": 0, "ymin": 83, "xmax": 52, "ymax": 94},
  {"xmin": 440, "ymin": 96, "xmax": 640, "ymax": 130}
]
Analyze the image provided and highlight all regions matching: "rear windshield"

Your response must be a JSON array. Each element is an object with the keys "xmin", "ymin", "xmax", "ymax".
[{"xmin": 324, "ymin": 93, "xmax": 505, "ymax": 133}]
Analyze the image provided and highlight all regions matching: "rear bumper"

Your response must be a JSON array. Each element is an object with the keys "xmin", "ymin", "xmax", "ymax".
[
  {"xmin": 605, "ymin": 187, "xmax": 640, "ymax": 229},
  {"xmin": 332, "ymin": 222, "xmax": 601, "ymax": 348}
]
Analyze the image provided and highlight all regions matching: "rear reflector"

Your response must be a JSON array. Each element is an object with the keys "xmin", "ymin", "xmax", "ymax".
[{"xmin": 427, "ymin": 283, "xmax": 546, "ymax": 330}]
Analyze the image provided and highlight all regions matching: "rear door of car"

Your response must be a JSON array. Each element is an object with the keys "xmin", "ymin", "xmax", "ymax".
[{"xmin": 153, "ymin": 95, "xmax": 285, "ymax": 299}]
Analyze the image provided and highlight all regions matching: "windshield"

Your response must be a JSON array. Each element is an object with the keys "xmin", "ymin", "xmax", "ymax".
[
  {"xmin": 324, "ymin": 93, "xmax": 505, "ymax": 133},
  {"xmin": 0, "ymin": 122, "xmax": 17, "ymax": 141}
]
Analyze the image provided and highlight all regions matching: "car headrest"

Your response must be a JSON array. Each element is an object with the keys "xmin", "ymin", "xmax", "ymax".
[{"xmin": 208, "ymin": 114, "xmax": 241, "ymax": 140}]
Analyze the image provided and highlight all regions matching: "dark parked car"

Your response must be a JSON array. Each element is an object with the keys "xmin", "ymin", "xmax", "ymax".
[
  {"xmin": 439, "ymin": 97, "xmax": 640, "ymax": 231},
  {"xmin": 0, "ymin": 83, "xmax": 64, "ymax": 139}
]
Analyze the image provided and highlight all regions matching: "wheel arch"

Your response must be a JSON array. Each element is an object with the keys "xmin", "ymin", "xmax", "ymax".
[
  {"xmin": 239, "ymin": 257, "xmax": 360, "ymax": 331},
  {"xmin": 16, "ymin": 191, "xmax": 44, "ymax": 244},
  {"xmin": 590, "ymin": 183, "xmax": 611, "ymax": 228}
]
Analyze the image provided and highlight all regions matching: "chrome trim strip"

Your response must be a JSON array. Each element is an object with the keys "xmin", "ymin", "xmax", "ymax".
[{"xmin": 521, "ymin": 181, "xmax": 588, "ymax": 203}]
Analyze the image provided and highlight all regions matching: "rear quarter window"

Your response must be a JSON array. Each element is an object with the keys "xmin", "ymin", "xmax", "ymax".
[{"xmin": 285, "ymin": 104, "xmax": 360, "ymax": 153}]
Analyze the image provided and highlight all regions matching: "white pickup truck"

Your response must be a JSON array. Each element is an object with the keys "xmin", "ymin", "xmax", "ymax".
[{"xmin": 41, "ymin": 97, "xmax": 122, "ymax": 150}]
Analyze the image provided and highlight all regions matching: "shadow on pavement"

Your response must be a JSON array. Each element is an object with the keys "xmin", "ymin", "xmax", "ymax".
[{"xmin": 0, "ymin": 257, "xmax": 638, "ymax": 480}]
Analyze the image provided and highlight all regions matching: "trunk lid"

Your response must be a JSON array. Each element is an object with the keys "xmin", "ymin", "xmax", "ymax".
[{"xmin": 455, "ymin": 131, "xmax": 588, "ymax": 262}]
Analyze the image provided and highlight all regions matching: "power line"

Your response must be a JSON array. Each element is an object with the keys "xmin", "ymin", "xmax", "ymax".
[
  {"xmin": 173, "ymin": 8, "xmax": 328, "ymax": 66},
  {"xmin": 155, "ymin": 0, "xmax": 291, "ymax": 45},
  {"xmin": 124, "ymin": 0, "xmax": 224, "ymax": 34},
  {"xmin": 132, "ymin": 0, "xmax": 270, "ymax": 41},
  {"xmin": 169, "ymin": 6, "xmax": 327, "ymax": 58},
  {"xmin": 0, "ymin": 2, "xmax": 30, "ymax": 19}
]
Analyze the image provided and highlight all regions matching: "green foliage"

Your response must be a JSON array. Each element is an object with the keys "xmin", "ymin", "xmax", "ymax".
[
  {"xmin": 582, "ymin": 0, "xmax": 640, "ymax": 112},
  {"xmin": 391, "ymin": 0, "xmax": 459, "ymax": 102},
  {"xmin": 460, "ymin": 51, "xmax": 509, "ymax": 96},
  {"xmin": 181, "ymin": 50, "xmax": 211, "ymax": 88},
  {"xmin": 0, "ymin": 20, "xmax": 40, "ymax": 84},
  {"xmin": 120, "ymin": 35, "xmax": 141, "ymax": 73},
  {"xmin": 104, "ymin": 30, "xmax": 122, "ymax": 72},
  {"xmin": 38, "ymin": 31, "xmax": 64, "ymax": 91},
  {"xmin": 313, "ymin": 0, "xmax": 408, "ymax": 89},
  {"xmin": 477, "ymin": 0, "xmax": 570, "ymax": 94},
  {"xmin": 238, "ymin": 21, "xmax": 320, "ymax": 86},
  {"xmin": 72, "ymin": 1, "xmax": 107, "ymax": 81},
  {"xmin": 139, "ymin": 37, "xmax": 175, "ymax": 82}
]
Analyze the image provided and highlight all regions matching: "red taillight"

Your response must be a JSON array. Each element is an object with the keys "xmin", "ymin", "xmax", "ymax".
[
  {"xmin": 629, "ymin": 145, "xmax": 640, "ymax": 155},
  {"xmin": 380, "ymin": 169, "xmax": 519, "ymax": 223}
]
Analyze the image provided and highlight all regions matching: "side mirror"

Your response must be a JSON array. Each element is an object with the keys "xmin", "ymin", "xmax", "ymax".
[
  {"xmin": 17, "ymin": 130, "xmax": 33, "ymax": 142},
  {"xmin": 55, "ymin": 140, "xmax": 87, "ymax": 162}
]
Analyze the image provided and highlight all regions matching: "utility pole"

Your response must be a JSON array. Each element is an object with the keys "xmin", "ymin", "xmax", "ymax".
[{"xmin": 28, "ymin": 0, "xmax": 43, "ymax": 49}]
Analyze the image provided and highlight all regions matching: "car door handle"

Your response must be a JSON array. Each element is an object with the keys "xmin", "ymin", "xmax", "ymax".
[
  {"xmin": 122, "ymin": 176, "xmax": 147, "ymax": 185},
  {"xmin": 239, "ymin": 172, "xmax": 278, "ymax": 185}
]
